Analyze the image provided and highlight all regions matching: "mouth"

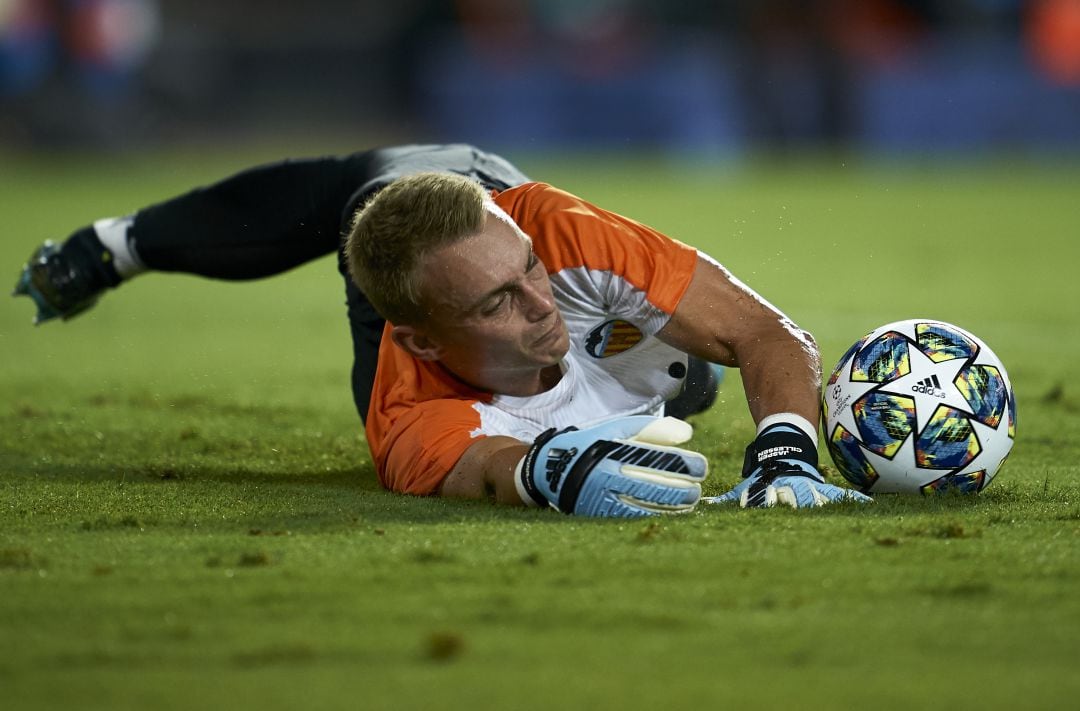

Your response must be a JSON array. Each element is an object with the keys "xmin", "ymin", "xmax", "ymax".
[{"xmin": 534, "ymin": 316, "xmax": 566, "ymax": 348}]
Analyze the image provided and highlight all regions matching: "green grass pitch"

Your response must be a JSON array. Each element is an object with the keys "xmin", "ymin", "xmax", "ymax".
[{"xmin": 2, "ymin": 149, "xmax": 1079, "ymax": 710}]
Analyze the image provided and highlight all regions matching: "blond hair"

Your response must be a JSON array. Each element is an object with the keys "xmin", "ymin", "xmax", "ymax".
[{"xmin": 345, "ymin": 172, "xmax": 489, "ymax": 325}]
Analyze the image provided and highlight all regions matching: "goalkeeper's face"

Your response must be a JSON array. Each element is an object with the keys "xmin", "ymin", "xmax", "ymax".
[{"xmin": 411, "ymin": 207, "xmax": 570, "ymax": 396}]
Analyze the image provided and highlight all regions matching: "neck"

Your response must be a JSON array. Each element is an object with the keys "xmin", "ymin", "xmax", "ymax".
[
  {"xmin": 440, "ymin": 362, "xmax": 563, "ymax": 397},
  {"xmin": 538, "ymin": 364, "xmax": 563, "ymax": 391}
]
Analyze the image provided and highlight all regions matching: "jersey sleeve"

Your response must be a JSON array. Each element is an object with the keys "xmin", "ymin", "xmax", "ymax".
[
  {"xmin": 494, "ymin": 182, "xmax": 700, "ymax": 324},
  {"xmin": 370, "ymin": 398, "xmax": 485, "ymax": 495},
  {"xmin": 364, "ymin": 330, "xmax": 493, "ymax": 496}
]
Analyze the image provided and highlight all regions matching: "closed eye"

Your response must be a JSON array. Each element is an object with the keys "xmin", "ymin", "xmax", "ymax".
[
  {"xmin": 472, "ymin": 249, "xmax": 541, "ymax": 317},
  {"xmin": 480, "ymin": 292, "xmax": 510, "ymax": 316}
]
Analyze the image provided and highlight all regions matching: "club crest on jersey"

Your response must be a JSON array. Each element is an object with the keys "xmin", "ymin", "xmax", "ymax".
[{"xmin": 585, "ymin": 319, "xmax": 643, "ymax": 358}]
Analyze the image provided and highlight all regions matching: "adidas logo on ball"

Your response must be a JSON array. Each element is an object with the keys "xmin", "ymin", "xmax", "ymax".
[{"xmin": 911, "ymin": 374, "xmax": 946, "ymax": 398}]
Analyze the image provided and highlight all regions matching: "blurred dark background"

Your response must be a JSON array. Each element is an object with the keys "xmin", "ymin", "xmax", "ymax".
[{"xmin": 2, "ymin": 0, "xmax": 1079, "ymax": 156}]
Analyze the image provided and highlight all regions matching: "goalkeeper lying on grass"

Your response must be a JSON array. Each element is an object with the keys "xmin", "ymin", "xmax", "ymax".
[{"xmin": 13, "ymin": 144, "xmax": 870, "ymax": 516}]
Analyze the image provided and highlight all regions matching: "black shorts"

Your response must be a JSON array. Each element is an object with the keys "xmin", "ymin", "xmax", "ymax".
[{"xmin": 340, "ymin": 144, "xmax": 531, "ymax": 225}]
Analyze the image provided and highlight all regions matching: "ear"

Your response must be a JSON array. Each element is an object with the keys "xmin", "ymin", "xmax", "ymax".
[{"xmin": 390, "ymin": 324, "xmax": 444, "ymax": 361}]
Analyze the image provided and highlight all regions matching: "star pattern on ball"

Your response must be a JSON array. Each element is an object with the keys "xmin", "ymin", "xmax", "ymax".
[{"xmin": 877, "ymin": 341, "xmax": 973, "ymax": 433}]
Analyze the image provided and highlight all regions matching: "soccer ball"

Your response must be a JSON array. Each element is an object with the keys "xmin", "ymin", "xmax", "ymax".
[{"xmin": 822, "ymin": 319, "xmax": 1016, "ymax": 495}]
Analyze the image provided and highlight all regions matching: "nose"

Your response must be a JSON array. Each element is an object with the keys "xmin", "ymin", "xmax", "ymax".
[{"xmin": 519, "ymin": 280, "xmax": 555, "ymax": 322}]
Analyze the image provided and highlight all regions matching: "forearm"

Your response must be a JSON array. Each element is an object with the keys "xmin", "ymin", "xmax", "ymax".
[
  {"xmin": 437, "ymin": 436, "xmax": 530, "ymax": 505},
  {"xmin": 658, "ymin": 256, "xmax": 822, "ymax": 430},
  {"xmin": 736, "ymin": 322, "xmax": 822, "ymax": 428}
]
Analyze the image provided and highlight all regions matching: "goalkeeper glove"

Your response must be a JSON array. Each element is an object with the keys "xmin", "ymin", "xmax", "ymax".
[
  {"xmin": 515, "ymin": 416, "xmax": 708, "ymax": 518},
  {"xmin": 705, "ymin": 420, "xmax": 872, "ymax": 508}
]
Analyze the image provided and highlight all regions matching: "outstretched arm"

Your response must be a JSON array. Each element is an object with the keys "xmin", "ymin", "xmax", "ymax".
[
  {"xmin": 657, "ymin": 255, "xmax": 871, "ymax": 509},
  {"xmin": 656, "ymin": 255, "xmax": 822, "ymax": 428}
]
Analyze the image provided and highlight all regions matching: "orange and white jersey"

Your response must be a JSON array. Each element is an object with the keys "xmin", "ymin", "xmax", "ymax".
[{"xmin": 365, "ymin": 182, "xmax": 700, "ymax": 495}]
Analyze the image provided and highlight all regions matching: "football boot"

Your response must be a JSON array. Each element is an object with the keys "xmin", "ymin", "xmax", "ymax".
[{"xmin": 12, "ymin": 231, "xmax": 115, "ymax": 324}]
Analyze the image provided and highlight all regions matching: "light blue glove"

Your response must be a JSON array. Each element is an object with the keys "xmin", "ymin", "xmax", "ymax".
[
  {"xmin": 516, "ymin": 416, "xmax": 709, "ymax": 518},
  {"xmin": 703, "ymin": 423, "xmax": 872, "ymax": 508}
]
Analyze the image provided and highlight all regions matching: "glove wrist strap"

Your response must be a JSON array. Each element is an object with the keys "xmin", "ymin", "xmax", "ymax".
[
  {"xmin": 516, "ymin": 426, "xmax": 574, "ymax": 508},
  {"xmin": 516, "ymin": 432, "xmax": 554, "ymax": 508},
  {"xmin": 514, "ymin": 457, "xmax": 544, "ymax": 507},
  {"xmin": 742, "ymin": 421, "xmax": 819, "ymax": 478}
]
